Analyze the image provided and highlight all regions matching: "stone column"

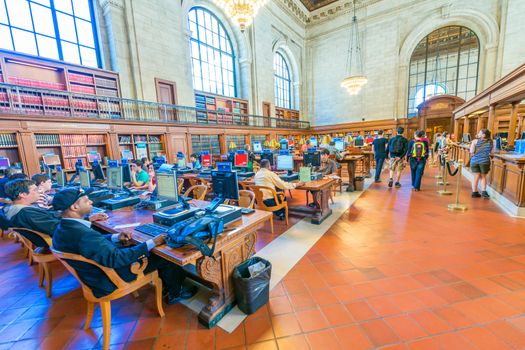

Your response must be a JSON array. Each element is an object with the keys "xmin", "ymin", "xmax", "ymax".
[{"xmin": 508, "ymin": 103, "xmax": 519, "ymax": 147}]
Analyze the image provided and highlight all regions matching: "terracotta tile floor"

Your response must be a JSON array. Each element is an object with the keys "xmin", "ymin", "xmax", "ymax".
[{"xmin": 1, "ymin": 166, "xmax": 525, "ymax": 349}]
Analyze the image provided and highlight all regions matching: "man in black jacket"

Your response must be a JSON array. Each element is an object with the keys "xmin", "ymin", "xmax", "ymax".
[
  {"xmin": 51, "ymin": 188, "xmax": 195, "ymax": 303},
  {"xmin": 3, "ymin": 179, "xmax": 107, "ymax": 247},
  {"xmin": 387, "ymin": 127, "xmax": 409, "ymax": 188}
]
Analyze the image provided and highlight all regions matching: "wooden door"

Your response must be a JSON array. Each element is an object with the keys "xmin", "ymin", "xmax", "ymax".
[
  {"xmin": 262, "ymin": 102, "xmax": 271, "ymax": 127},
  {"xmin": 155, "ymin": 78, "xmax": 177, "ymax": 120}
]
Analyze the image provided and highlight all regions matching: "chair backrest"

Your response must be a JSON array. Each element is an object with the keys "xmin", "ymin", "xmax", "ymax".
[
  {"xmin": 238, "ymin": 190, "xmax": 255, "ymax": 209},
  {"xmin": 248, "ymin": 185, "xmax": 283, "ymax": 211},
  {"xmin": 183, "ymin": 184, "xmax": 208, "ymax": 200},
  {"xmin": 51, "ymin": 248, "xmax": 148, "ymax": 301},
  {"xmin": 12, "ymin": 227, "xmax": 52, "ymax": 248},
  {"xmin": 177, "ymin": 178, "xmax": 184, "ymax": 194},
  {"xmin": 0, "ymin": 210, "xmax": 10, "ymax": 230}
]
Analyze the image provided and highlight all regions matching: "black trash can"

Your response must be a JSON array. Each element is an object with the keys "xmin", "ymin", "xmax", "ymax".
[
  {"xmin": 355, "ymin": 176, "xmax": 365, "ymax": 191},
  {"xmin": 233, "ymin": 257, "xmax": 272, "ymax": 315}
]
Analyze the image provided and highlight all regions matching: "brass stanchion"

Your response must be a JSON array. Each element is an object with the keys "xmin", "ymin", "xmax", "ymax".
[
  {"xmin": 448, "ymin": 160, "xmax": 468, "ymax": 211},
  {"xmin": 437, "ymin": 154, "xmax": 452, "ymax": 195},
  {"xmin": 435, "ymin": 153, "xmax": 443, "ymax": 180}
]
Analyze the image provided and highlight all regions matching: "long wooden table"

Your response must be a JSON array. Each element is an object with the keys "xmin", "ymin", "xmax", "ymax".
[
  {"xmin": 338, "ymin": 155, "xmax": 364, "ymax": 192},
  {"xmin": 94, "ymin": 200, "xmax": 271, "ymax": 328},
  {"xmin": 292, "ymin": 178, "xmax": 336, "ymax": 224}
]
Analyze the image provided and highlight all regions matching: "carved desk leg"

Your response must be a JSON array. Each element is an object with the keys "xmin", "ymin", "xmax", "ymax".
[{"xmin": 196, "ymin": 255, "xmax": 224, "ymax": 327}]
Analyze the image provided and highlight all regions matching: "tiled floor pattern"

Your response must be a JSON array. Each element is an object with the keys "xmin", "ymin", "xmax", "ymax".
[{"xmin": 0, "ymin": 166, "xmax": 524, "ymax": 349}]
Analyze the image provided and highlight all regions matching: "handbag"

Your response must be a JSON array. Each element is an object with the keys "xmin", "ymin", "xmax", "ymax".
[{"xmin": 165, "ymin": 214, "xmax": 224, "ymax": 257}]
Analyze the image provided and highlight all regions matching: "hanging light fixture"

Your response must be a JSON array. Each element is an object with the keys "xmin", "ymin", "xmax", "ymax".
[
  {"xmin": 341, "ymin": 0, "xmax": 367, "ymax": 95},
  {"xmin": 213, "ymin": 0, "xmax": 268, "ymax": 32}
]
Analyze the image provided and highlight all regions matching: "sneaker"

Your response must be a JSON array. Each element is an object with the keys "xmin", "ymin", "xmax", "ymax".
[
  {"xmin": 481, "ymin": 191, "xmax": 490, "ymax": 198},
  {"xmin": 388, "ymin": 179, "xmax": 393, "ymax": 188},
  {"xmin": 472, "ymin": 191, "xmax": 481, "ymax": 198},
  {"xmin": 166, "ymin": 285, "xmax": 198, "ymax": 305},
  {"xmin": 374, "ymin": 180, "xmax": 382, "ymax": 183},
  {"xmin": 414, "ymin": 188, "xmax": 421, "ymax": 192},
  {"xmin": 395, "ymin": 182, "xmax": 401, "ymax": 188}
]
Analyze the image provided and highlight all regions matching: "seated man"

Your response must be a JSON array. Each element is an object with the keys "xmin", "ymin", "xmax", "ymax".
[
  {"xmin": 315, "ymin": 149, "xmax": 338, "ymax": 176},
  {"xmin": 3, "ymin": 179, "xmax": 107, "ymax": 246},
  {"xmin": 253, "ymin": 159, "xmax": 304, "ymax": 219},
  {"xmin": 130, "ymin": 160, "xmax": 149, "ymax": 189},
  {"xmin": 32, "ymin": 174, "xmax": 53, "ymax": 209},
  {"xmin": 326, "ymin": 141, "xmax": 343, "ymax": 160},
  {"xmin": 0, "ymin": 167, "xmax": 24, "ymax": 198},
  {"xmin": 190, "ymin": 153, "xmax": 202, "ymax": 170},
  {"xmin": 52, "ymin": 188, "xmax": 196, "ymax": 302}
]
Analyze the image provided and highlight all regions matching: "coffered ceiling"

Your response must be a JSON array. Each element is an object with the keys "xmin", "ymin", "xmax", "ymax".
[{"xmin": 299, "ymin": 0, "xmax": 339, "ymax": 12}]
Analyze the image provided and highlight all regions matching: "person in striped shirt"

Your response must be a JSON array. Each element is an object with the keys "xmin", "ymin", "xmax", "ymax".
[{"xmin": 31, "ymin": 174, "xmax": 53, "ymax": 209}]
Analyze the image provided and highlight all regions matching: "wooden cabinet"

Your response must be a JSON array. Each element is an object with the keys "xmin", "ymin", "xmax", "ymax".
[{"xmin": 194, "ymin": 91, "xmax": 248, "ymax": 124}]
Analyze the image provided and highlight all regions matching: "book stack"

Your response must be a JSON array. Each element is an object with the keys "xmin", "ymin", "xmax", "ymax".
[
  {"xmin": 87, "ymin": 135, "xmax": 104, "ymax": 144},
  {"xmin": 35, "ymin": 134, "xmax": 60, "ymax": 146},
  {"xmin": 60, "ymin": 134, "xmax": 87, "ymax": 145},
  {"xmin": 0, "ymin": 134, "xmax": 17, "ymax": 147}
]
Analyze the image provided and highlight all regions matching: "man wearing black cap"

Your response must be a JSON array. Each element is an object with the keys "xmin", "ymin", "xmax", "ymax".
[{"xmin": 52, "ymin": 188, "xmax": 194, "ymax": 303}]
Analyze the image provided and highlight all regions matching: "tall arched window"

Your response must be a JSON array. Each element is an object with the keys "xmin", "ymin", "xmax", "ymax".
[
  {"xmin": 407, "ymin": 26, "xmax": 479, "ymax": 116},
  {"xmin": 274, "ymin": 52, "xmax": 291, "ymax": 109},
  {"xmin": 188, "ymin": 7, "xmax": 236, "ymax": 97},
  {"xmin": 0, "ymin": 0, "xmax": 100, "ymax": 67}
]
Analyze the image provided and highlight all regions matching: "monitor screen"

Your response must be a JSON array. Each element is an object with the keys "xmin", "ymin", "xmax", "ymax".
[
  {"xmin": 304, "ymin": 151, "xmax": 321, "ymax": 167},
  {"xmin": 107, "ymin": 167, "xmax": 123, "ymax": 190},
  {"xmin": 79, "ymin": 170, "xmax": 91, "ymax": 188},
  {"xmin": 87, "ymin": 152, "xmax": 101, "ymax": 163},
  {"xmin": 108, "ymin": 160, "xmax": 119, "ymax": 168},
  {"xmin": 212, "ymin": 170, "xmax": 239, "ymax": 201},
  {"xmin": 0, "ymin": 158, "xmax": 10, "ymax": 169},
  {"xmin": 121, "ymin": 149, "xmax": 133, "ymax": 160},
  {"xmin": 280, "ymin": 139, "xmax": 289, "ymax": 150},
  {"xmin": 92, "ymin": 162, "xmax": 105, "ymax": 181},
  {"xmin": 201, "ymin": 154, "xmax": 212, "ymax": 167},
  {"xmin": 56, "ymin": 170, "xmax": 66, "ymax": 187},
  {"xmin": 260, "ymin": 152, "xmax": 274, "ymax": 166},
  {"xmin": 253, "ymin": 141, "xmax": 262, "ymax": 153},
  {"xmin": 122, "ymin": 164, "xmax": 132, "ymax": 183},
  {"xmin": 310, "ymin": 138, "xmax": 318, "ymax": 147},
  {"xmin": 156, "ymin": 170, "xmax": 178, "ymax": 202},
  {"xmin": 354, "ymin": 138, "xmax": 364, "ymax": 147},
  {"xmin": 335, "ymin": 140, "xmax": 344, "ymax": 152},
  {"xmin": 277, "ymin": 155, "xmax": 294, "ymax": 171},
  {"xmin": 43, "ymin": 154, "xmax": 61, "ymax": 166},
  {"xmin": 177, "ymin": 158, "xmax": 186, "ymax": 168},
  {"xmin": 234, "ymin": 153, "xmax": 248, "ymax": 167},
  {"xmin": 157, "ymin": 163, "xmax": 175, "ymax": 173}
]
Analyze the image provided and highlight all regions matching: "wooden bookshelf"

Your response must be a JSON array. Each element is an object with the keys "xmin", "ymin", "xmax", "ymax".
[
  {"xmin": 226, "ymin": 134, "xmax": 246, "ymax": 151},
  {"xmin": 118, "ymin": 134, "xmax": 165, "ymax": 160},
  {"xmin": 194, "ymin": 91, "xmax": 248, "ymax": 124},
  {"xmin": 275, "ymin": 107, "xmax": 300, "ymax": 128},
  {"xmin": 190, "ymin": 134, "xmax": 221, "ymax": 156},
  {"xmin": 0, "ymin": 133, "xmax": 21, "ymax": 166}
]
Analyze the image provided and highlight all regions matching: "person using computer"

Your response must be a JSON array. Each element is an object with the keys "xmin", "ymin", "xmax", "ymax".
[
  {"xmin": 315, "ymin": 149, "xmax": 337, "ymax": 176},
  {"xmin": 300, "ymin": 140, "xmax": 311, "ymax": 153},
  {"xmin": 147, "ymin": 163, "xmax": 157, "ymax": 192},
  {"xmin": 129, "ymin": 160, "xmax": 149, "ymax": 189},
  {"xmin": 141, "ymin": 157, "xmax": 151, "ymax": 171},
  {"xmin": 254, "ymin": 159, "xmax": 304, "ymax": 220},
  {"xmin": 190, "ymin": 153, "xmax": 202, "ymax": 170},
  {"xmin": 244, "ymin": 144, "xmax": 255, "ymax": 170},
  {"xmin": 51, "ymin": 188, "xmax": 196, "ymax": 304},
  {"xmin": 326, "ymin": 141, "xmax": 344, "ymax": 160},
  {"xmin": 32, "ymin": 174, "xmax": 53, "ymax": 209},
  {"xmin": 0, "ymin": 167, "xmax": 23, "ymax": 198}
]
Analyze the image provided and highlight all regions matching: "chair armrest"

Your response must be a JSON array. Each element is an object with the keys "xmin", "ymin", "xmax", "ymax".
[{"xmin": 130, "ymin": 257, "xmax": 148, "ymax": 278}]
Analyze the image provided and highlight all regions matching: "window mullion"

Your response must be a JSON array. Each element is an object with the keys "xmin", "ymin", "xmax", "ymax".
[{"xmin": 49, "ymin": 0, "xmax": 64, "ymax": 61}]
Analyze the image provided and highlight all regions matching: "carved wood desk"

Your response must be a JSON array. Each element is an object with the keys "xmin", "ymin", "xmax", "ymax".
[
  {"xmin": 93, "ymin": 200, "xmax": 271, "ymax": 328},
  {"xmin": 338, "ymin": 155, "xmax": 364, "ymax": 192}
]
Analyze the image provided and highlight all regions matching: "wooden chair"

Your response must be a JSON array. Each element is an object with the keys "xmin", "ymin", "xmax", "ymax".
[
  {"xmin": 184, "ymin": 184, "xmax": 208, "ymax": 200},
  {"xmin": 51, "ymin": 249, "xmax": 164, "ymax": 350},
  {"xmin": 177, "ymin": 178, "xmax": 184, "ymax": 194},
  {"xmin": 10, "ymin": 228, "xmax": 56, "ymax": 297},
  {"xmin": 228, "ymin": 190, "xmax": 255, "ymax": 209},
  {"xmin": 248, "ymin": 185, "xmax": 288, "ymax": 234}
]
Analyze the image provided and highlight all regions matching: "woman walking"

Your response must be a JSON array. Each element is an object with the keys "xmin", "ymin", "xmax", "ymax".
[{"xmin": 470, "ymin": 129, "xmax": 494, "ymax": 198}]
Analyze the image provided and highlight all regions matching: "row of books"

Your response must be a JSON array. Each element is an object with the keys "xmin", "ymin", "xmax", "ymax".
[
  {"xmin": 134, "ymin": 135, "xmax": 148, "ymax": 142},
  {"xmin": 96, "ymin": 87, "xmax": 118, "ymax": 97},
  {"xmin": 8, "ymin": 77, "xmax": 66, "ymax": 91},
  {"xmin": 71, "ymin": 85, "xmax": 96, "ymax": 94},
  {"xmin": 0, "ymin": 73, "xmax": 4, "ymax": 82},
  {"xmin": 72, "ymin": 100, "xmax": 98, "ymax": 110},
  {"xmin": 68, "ymin": 72, "xmax": 95, "ymax": 85},
  {"xmin": 0, "ymin": 134, "xmax": 17, "ymax": 147},
  {"xmin": 64, "ymin": 157, "xmax": 87, "ymax": 170},
  {"xmin": 35, "ymin": 134, "xmax": 60, "ymax": 146},
  {"xmin": 62, "ymin": 146, "xmax": 86, "ymax": 157},
  {"xmin": 94, "ymin": 77, "xmax": 118, "ymax": 89},
  {"xmin": 60, "ymin": 134, "xmax": 87, "ymax": 145},
  {"xmin": 119, "ymin": 136, "xmax": 132, "ymax": 144},
  {"xmin": 149, "ymin": 136, "xmax": 161, "ymax": 143},
  {"xmin": 87, "ymin": 135, "xmax": 105, "ymax": 144}
]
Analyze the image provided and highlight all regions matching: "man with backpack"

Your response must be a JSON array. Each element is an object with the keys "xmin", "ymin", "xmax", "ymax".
[
  {"xmin": 407, "ymin": 130, "xmax": 430, "ymax": 191},
  {"xmin": 387, "ymin": 127, "xmax": 409, "ymax": 188},
  {"xmin": 372, "ymin": 130, "xmax": 388, "ymax": 183}
]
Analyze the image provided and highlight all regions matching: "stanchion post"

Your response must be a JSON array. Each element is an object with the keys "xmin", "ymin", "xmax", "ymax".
[
  {"xmin": 435, "ymin": 152, "xmax": 443, "ymax": 178},
  {"xmin": 437, "ymin": 153, "xmax": 453, "ymax": 195},
  {"xmin": 448, "ymin": 160, "xmax": 467, "ymax": 211}
]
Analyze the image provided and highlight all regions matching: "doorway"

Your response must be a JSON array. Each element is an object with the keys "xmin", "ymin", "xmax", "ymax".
[{"xmin": 155, "ymin": 78, "xmax": 177, "ymax": 120}]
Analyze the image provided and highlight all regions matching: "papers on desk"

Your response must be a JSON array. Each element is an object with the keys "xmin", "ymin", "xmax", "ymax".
[
  {"xmin": 299, "ymin": 167, "xmax": 311, "ymax": 183},
  {"xmin": 113, "ymin": 222, "xmax": 141, "ymax": 230}
]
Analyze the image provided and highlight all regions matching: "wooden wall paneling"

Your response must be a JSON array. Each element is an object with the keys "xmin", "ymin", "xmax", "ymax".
[
  {"xmin": 106, "ymin": 132, "xmax": 120, "ymax": 160},
  {"xmin": 491, "ymin": 158, "xmax": 505, "ymax": 193},
  {"xmin": 18, "ymin": 131, "xmax": 40, "ymax": 175},
  {"xmin": 503, "ymin": 162, "xmax": 523, "ymax": 205},
  {"xmin": 168, "ymin": 133, "xmax": 188, "ymax": 162},
  {"xmin": 508, "ymin": 103, "xmax": 519, "ymax": 147},
  {"xmin": 219, "ymin": 134, "xmax": 227, "ymax": 155}
]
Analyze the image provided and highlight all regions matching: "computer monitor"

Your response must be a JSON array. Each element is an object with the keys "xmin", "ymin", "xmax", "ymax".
[
  {"xmin": 87, "ymin": 152, "xmax": 101, "ymax": 163},
  {"xmin": 304, "ymin": 151, "xmax": 321, "ymax": 167},
  {"xmin": 310, "ymin": 137, "xmax": 318, "ymax": 147},
  {"xmin": 201, "ymin": 154, "xmax": 212, "ymax": 167},
  {"xmin": 177, "ymin": 158, "xmax": 186, "ymax": 168},
  {"xmin": 212, "ymin": 170, "xmax": 239, "ymax": 201},
  {"xmin": 79, "ymin": 170, "xmax": 91, "ymax": 188},
  {"xmin": 157, "ymin": 163, "xmax": 175, "ymax": 173},
  {"xmin": 260, "ymin": 152, "xmax": 274, "ymax": 166},
  {"xmin": 0, "ymin": 157, "xmax": 10, "ymax": 169},
  {"xmin": 277, "ymin": 155, "xmax": 294, "ymax": 171},
  {"xmin": 155, "ymin": 170, "xmax": 178, "ymax": 202},
  {"xmin": 122, "ymin": 164, "xmax": 132, "ymax": 183},
  {"xmin": 234, "ymin": 153, "xmax": 248, "ymax": 168},
  {"xmin": 521, "ymin": 132, "xmax": 525, "ymax": 140},
  {"xmin": 280, "ymin": 139, "xmax": 289, "ymax": 151},
  {"xmin": 334, "ymin": 139, "xmax": 344, "ymax": 152},
  {"xmin": 155, "ymin": 157, "xmax": 166, "ymax": 165},
  {"xmin": 92, "ymin": 161, "xmax": 105, "ymax": 181},
  {"xmin": 108, "ymin": 159, "xmax": 119, "ymax": 168},
  {"xmin": 44, "ymin": 166, "xmax": 53, "ymax": 179},
  {"xmin": 107, "ymin": 166, "xmax": 123, "ymax": 190},
  {"xmin": 121, "ymin": 149, "xmax": 133, "ymax": 160},
  {"xmin": 462, "ymin": 133, "xmax": 471, "ymax": 143},
  {"xmin": 253, "ymin": 141, "xmax": 262, "ymax": 153},
  {"xmin": 354, "ymin": 138, "xmax": 364, "ymax": 147},
  {"xmin": 56, "ymin": 169, "xmax": 66, "ymax": 187},
  {"xmin": 43, "ymin": 154, "xmax": 61, "ymax": 166}
]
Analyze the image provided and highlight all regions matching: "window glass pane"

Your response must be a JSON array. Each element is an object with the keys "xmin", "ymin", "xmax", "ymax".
[
  {"xmin": 189, "ymin": 21, "xmax": 197, "ymax": 38},
  {"xmin": 57, "ymin": 12, "xmax": 76, "ymax": 42},
  {"xmin": 76, "ymin": 18, "xmax": 94, "ymax": 47},
  {"xmin": 12, "ymin": 28, "xmax": 37, "ymax": 54},
  {"xmin": 188, "ymin": 9, "xmax": 196, "ymax": 23},
  {"xmin": 61, "ymin": 40, "xmax": 80, "ymax": 63},
  {"xmin": 6, "ymin": 0, "xmax": 33, "ymax": 30},
  {"xmin": 80, "ymin": 46, "xmax": 97, "ymax": 66},
  {"xmin": 31, "ymin": 3, "xmax": 55, "ymax": 36},
  {"xmin": 0, "ymin": 25, "xmax": 13, "ymax": 50},
  {"xmin": 0, "ymin": 1, "xmax": 8, "ymax": 24},
  {"xmin": 54, "ymin": 0, "xmax": 72, "ymax": 14},
  {"xmin": 36, "ymin": 34, "xmax": 58, "ymax": 59},
  {"xmin": 32, "ymin": 0, "xmax": 50, "ymax": 6},
  {"xmin": 73, "ymin": 0, "xmax": 91, "ymax": 20}
]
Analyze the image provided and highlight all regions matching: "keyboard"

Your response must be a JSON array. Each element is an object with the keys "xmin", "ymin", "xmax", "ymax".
[
  {"xmin": 90, "ymin": 207, "xmax": 106, "ymax": 215},
  {"xmin": 280, "ymin": 173, "xmax": 299, "ymax": 182},
  {"xmin": 135, "ymin": 223, "xmax": 168, "ymax": 237}
]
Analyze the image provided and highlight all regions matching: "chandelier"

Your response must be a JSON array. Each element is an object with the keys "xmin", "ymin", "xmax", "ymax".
[
  {"xmin": 341, "ymin": 0, "xmax": 367, "ymax": 95},
  {"xmin": 214, "ymin": 0, "xmax": 268, "ymax": 32}
]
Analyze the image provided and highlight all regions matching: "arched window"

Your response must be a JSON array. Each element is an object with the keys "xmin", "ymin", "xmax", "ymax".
[
  {"xmin": 274, "ymin": 52, "xmax": 291, "ymax": 109},
  {"xmin": 407, "ymin": 26, "xmax": 479, "ymax": 116},
  {"xmin": 188, "ymin": 7, "xmax": 236, "ymax": 97},
  {"xmin": 0, "ymin": 0, "xmax": 100, "ymax": 67}
]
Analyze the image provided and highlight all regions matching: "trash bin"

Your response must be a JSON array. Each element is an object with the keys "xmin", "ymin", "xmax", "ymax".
[
  {"xmin": 233, "ymin": 257, "xmax": 272, "ymax": 315},
  {"xmin": 355, "ymin": 176, "xmax": 365, "ymax": 191}
]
